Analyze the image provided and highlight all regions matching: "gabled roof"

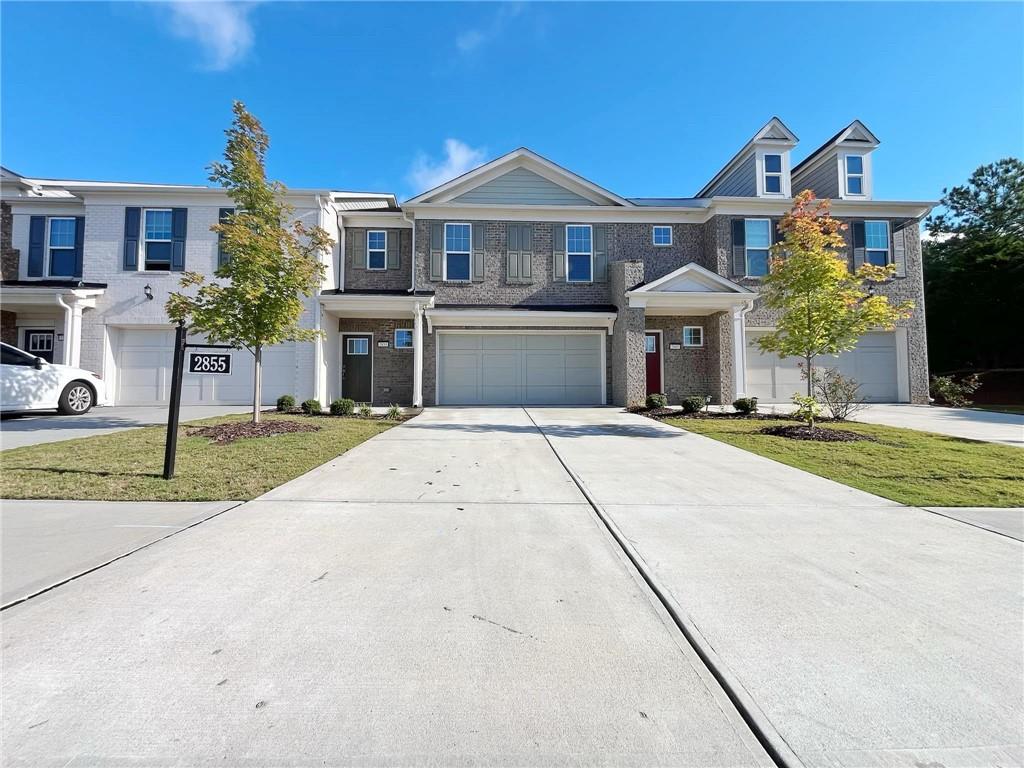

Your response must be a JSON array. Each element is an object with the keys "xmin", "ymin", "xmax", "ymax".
[
  {"xmin": 696, "ymin": 117, "xmax": 799, "ymax": 198},
  {"xmin": 404, "ymin": 147, "xmax": 634, "ymax": 207},
  {"xmin": 631, "ymin": 262, "xmax": 756, "ymax": 295},
  {"xmin": 793, "ymin": 120, "xmax": 880, "ymax": 176}
]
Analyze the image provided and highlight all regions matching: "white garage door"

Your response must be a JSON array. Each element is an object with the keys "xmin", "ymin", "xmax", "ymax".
[
  {"xmin": 746, "ymin": 331, "xmax": 900, "ymax": 403},
  {"xmin": 438, "ymin": 333, "xmax": 604, "ymax": 405},
  {"xmin": 115, "ymin": 329, "xmax": 296, "ymax": 406}
]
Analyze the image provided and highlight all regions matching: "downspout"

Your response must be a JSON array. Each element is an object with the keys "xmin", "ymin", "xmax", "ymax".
[
  {"xmin": 404, "ymin": 209, "xmax": 416, "ymax": 294},
  {"xmin": 54, "ymin": 293, "xmax": 73, "ymax": 365},
  {"xmin": 312, "ymin": 194, "xmax": 326, "ymax": 403}
]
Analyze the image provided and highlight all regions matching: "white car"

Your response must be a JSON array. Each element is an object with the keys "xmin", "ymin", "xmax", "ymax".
[{"xmin": 0, "ymin": 342, "xmax": 102, "ymax": 415}]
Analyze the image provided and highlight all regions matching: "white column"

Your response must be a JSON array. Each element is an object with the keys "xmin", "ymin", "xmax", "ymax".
[
  {"xmin": 412, "ymin": 303, "xmax": 423, "ymax": 407},
  {"xmin": 69, "ymin": 303, "xmax": 83, "ymax": 370},
  {"xmin": 731, "ymin": 305, "xmax": 748, "ymax": 399}
]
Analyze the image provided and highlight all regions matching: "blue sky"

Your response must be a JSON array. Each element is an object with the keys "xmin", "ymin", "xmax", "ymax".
[{"xmin": 2, "ymin": 2, "xmax": 1021, "ymax": 202}]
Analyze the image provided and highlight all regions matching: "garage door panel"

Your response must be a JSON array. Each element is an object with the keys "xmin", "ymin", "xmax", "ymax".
[{"xmin": 438, "ymin": 333, "xmax": 603, "ymax": 405}]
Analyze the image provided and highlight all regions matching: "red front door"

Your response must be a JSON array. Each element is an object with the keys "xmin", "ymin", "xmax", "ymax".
[{"xmin": 645, "ymin": 332, "xmax": 662, "ymax": 395}]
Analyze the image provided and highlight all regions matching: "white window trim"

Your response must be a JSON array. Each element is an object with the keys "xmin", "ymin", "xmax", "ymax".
[
  {"xmin": 394, "ymin": 328, "xmax": 414, "ymax": 349},
  {"xmin": 744, "ymin": 218, "xmax": 772, "ymax": 279},
  {"xmin": 755, "ymin": 148, "xmax": 790, "ymax": 197},
  {"xmin": 683, "ymin": 326, "xmax": 704, "ymax": 348},
  {"xmin": 864, "ymin": 220, "xmax": 891, "ymax": 266},
  {"xmin": 346, "ymin": 336, "xmax": 369, "ymax": 355},
  {"xmin": 45, "ymin": 217, "xmax": 76, "ymax": 278},
  {"xmin": 141, "ymin": 207, "xmax": 173, "ymax": 272},
  {"xmin": 841, "ymin": 152, "xmax": 869, "ymax": 199},
  {"xmin": 366, "ymin": 230, "xmax": 387, "ymax": 271},
  {"xmin": 652, "ymin": 225, "xmax": 672, "ymax": 247},
  {"xmin": 443, "ymin": 222, "xmax": 472, "ymax": 282},
  {"xmin": 566, "ymin": 224, "xmax": 593, "ymax": 283},
  {"xmin": 762, "ymin": 154, "xmax": 784, "ymax": 196}
]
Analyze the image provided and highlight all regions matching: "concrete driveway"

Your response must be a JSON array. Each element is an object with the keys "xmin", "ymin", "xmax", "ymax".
[
  {"xmin": 1, "ymin": 407, "xmax": 771, "ymax": 767},
  {"xmin": 855, "ymin": 403, "xmax": 1024, "ymax": 447},
  {"xmin": 0, "ymin": 405, "xmax": 252, "ymax": 450},
  {"xmin": 528, "ymin": 408, "xmax": 1023, "ymax": 768}
]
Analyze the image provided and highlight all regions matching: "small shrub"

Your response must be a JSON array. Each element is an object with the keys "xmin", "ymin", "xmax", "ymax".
[
  {"xmin": 681, "ymin": 396, "xmax": 705, "ymax": 414},
  {"xmin": 358, "ymin": 403, "xmax": 373, "ymax": 418},
  {"xmin": 385, "ymin": 404, "xmax": 402, "ymax": 421},
  {"xmin": 791, "ymin": 393, "xmax": 822, "ymax": 427},
  {"xmin": 930, "ymin": 373, "xmax": 981, "ymax": 408},
  {"xmin": 276, "ymin": 394, "xmax": 295, "ymax": 412},
  {"xmin": 732, "ymin": 397, "xmax": 758, "ymax": 415},
  {"xmin": 646, "ymin": 393, "xmax": 669, "ymax": 410},
  {"xmin": 330, "ymin": 398, "xmax": 355, "ymax": 416},
  {"xmin": 301, "ymin": 398, "xmax": 322, "ymax": 415},
  {"xmin": 814, "ymin": 368, "xmax": 866, "ymax": 421}
]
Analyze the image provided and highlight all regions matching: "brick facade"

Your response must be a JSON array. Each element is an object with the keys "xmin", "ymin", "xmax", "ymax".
[
  {"xmin": 1, "ymin": 201, "xmax": 18, "ymax": 281},
  {"xmin": 337, "ymin": 317, "xmax": 414, "ymax": 406},
  {"xmin": 344, "ymin": 227, "xmax": 413, "ymax": 292},
  {"xmin": 644, "ymin": 316, "xmax": 717, "ymax": 404}
]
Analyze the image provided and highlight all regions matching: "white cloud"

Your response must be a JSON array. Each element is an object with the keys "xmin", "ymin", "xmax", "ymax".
[
  {"xmin": 166, "ymin": 1, "xmax": 256, "ymax": 71},
  {"xmin": 455, "ymin": 3, "xmax": 524, "ymax": 55},
  {"xmin": 407, "ymin": 139, "xmax": 487, "ymax": 195}
]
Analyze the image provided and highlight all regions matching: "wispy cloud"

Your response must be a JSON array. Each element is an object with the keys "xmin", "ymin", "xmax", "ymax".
[
  {"xmin": 166, "ymin": 1, "xmax": 256, "ymax": 71},
  {"xmin": 407, "ymin": 139, "xmax": 487, "ymax": 195},
  {"xmin": 455, "ymin": 3, "xmax": 524, "ymax": 55}
]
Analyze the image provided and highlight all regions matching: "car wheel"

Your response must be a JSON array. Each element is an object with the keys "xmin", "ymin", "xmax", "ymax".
[{"xmin": 58, "ymin": 382, "xmax": 94, "ymax": 415}]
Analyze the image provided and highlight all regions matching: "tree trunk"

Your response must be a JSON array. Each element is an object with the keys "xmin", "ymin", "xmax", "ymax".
[{"xmin": 252, "ymin": 345, "xmax": 262, "ymax": 424}]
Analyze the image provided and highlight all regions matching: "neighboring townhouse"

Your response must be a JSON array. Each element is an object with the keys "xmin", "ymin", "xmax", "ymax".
[{"xmin": 0, "ymin": 118, "xmax": 933, "ymax": 410}]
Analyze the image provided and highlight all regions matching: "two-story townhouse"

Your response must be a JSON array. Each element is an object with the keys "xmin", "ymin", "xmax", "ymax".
[
  {"xmin": 1, "ymin": 117, "xmax": 933, "ymax": 411},
  {"xmin": 329, "ymin": 118, "xmax": 931, "ymax": 408}
]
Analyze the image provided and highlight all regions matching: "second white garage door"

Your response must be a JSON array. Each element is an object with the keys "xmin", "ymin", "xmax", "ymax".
[
  {"xmin": 115, "ymin": 329, "xmax": 297, "ymax": 406},
  {"xmin": 746, "ymin": 330, "xmax": 902, "ymax": 403},
  {"xmin": 438, "ymin": 333, "xmax": 604, "ymax": 405}
]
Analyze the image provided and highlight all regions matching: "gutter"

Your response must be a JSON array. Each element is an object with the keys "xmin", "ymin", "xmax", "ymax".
[{"xmin": 404, "ymin": 210, "xmax": 416, "ymax": 294}]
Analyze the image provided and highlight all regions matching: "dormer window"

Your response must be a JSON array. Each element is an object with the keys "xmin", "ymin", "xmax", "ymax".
[
  {"xmin": 763, "ymin": 154, "xmax": 783, "ymax": 194},
  {"xmin": 845, "ymin": 155, "xmax": 865, "ymax": 195}
]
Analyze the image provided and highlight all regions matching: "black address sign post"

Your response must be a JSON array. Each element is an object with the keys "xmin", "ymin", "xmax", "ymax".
[{"xmin": 162, "ymin": 321, "xmax": 238, "ymax": 480}]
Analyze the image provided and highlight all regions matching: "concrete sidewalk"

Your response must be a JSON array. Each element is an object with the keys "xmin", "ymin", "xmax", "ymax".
[
  {"xmin": 528, "ymin": 407, "xmax": 1024, "ymax": 768},
  {"xmin": 2, "ymin": 408, "xmax": 770, "ymax": 767},
  {"xmin": 1, "ymin": 500, "xmax": 239, "ymax": 606}
]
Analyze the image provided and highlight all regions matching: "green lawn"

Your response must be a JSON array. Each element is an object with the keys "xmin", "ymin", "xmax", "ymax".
[
  {"xmin": 664, "ymin": 417, "xmax": 1024, "ymax": 507},
  {"xmin": 0, "ymin": 413, "xmax": 395, "ymax": 501}
]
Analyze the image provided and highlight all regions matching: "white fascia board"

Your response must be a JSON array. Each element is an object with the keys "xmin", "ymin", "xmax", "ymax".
[
  {"xmin": 340, "ymin": 212, "xmax": 412, "ymax": 229},
  {"xmin": 319, "ymin": 293, "xmax": 432, "ymax": 318},
  {"xmin": 6, "ymin": 200, "xmax": 86, "ymax": 215},
  {"xmin": 404, "ymin": 202, "xmax": 709, "ymax": 223},
  {"xmin": 425, "ymin": 308, "xmax": 616, "ymax": 333},
  {"xmin": 635, "ymin": 262, "xmax": 755, "ymax": 294},
  {"xmin": 709, "ymin": 197, "xmax": 935, "ymax": 219},
  {"xmin": 627, "ymin": 291, "xmax": 756, "ymax": 315},
  {"xmin": 0, "ymin": 286, "xmax": 104, "ymax": 306}
]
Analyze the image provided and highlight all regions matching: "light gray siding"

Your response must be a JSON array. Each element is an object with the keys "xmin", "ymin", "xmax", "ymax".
[
  {"xmin": 703, "ymin": 153, "xmax": 757, "ymax": 197},
  {"xmin": 452, "ymin": 168, "xmax": 598, "ymax": 206},
  {"xmin": 793, "ymin": 154, "xmax": 840, "ymax": 199}
]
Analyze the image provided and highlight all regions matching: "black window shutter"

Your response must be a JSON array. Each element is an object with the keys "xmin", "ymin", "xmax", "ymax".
[
  {"xmin": 73, "ymin": 216, "xmax": 85, "ymax": 277},
  {"xmin": 852, "ymin": 221, "xmax": 866, "ymax": 270},
  {"xmin": 171, "ymin": 208, "xmax": 187, "ymax": 271},
  {"xmin": 730, "ymin": 219, "xmax": 746, "ymax": 277},
  {"xmin": 123, "ymin": 207, "xmax": 141, "ymax": 270},
  {"xmin": 217, "ymin": 207, "xmax": 233, "ymax": 268},
  {"xmin": 28, "ymin": 216, "xmax": 45, "ymax": 277}
]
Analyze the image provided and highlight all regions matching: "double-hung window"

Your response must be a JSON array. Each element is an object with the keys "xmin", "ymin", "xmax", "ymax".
[
  {"xmin": 864, "ymin": 221, "xmax": 890, "ymax": 267},
  {"xmin": 47, "ymin": 218, "xmax": 77, "ymax": 276},
  {"xmin": 683, "ymin": 326, "xmax": 704, "ymax": 347},
  {"xmin": 763, "ymin": 154, "xmax": 783, "ymax": 194},
  {"xmin": 744, "ymin": 219, "xmax": 772, "ymax": 277},
  {"xmin": 394, "ymin": 329, "xmax": 413, "ymax": 349},
  {"xmin": 566, "ymin": 225, "xmax": 593, "ymax": 282},
  {"xmin": 367, "ymin": 230, "xmax": 386, "ymax": 270},
  {"xmin": 143, "ymin": 209, "xmax": 173, "ymax": 270},
  {"xmin": 444, "ymin": 223, "xmax": 471, "ymax": 281},
  {"xmin": 653, "ymin": 225, "xmax": 672, "ymax": 246},
  {"xmin": 846, "ymin": 155, "xmax": 864, "ymax": 195}
]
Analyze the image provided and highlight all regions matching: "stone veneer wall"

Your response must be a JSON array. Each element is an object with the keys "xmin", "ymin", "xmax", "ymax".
[
  {"xmin": 337, "ymin": 318, "xmax": 415, "ymax": 406},
  {"xmin": 609, "ymin": 260, "xmax": 646, "ymax": 407},
  {"xmin": 643, "ymin": 316, "xmax": 717, "ymax": 405},
  {"xmin": 2, "ymin": 201, "xmax": 20, "ymax": 344}
]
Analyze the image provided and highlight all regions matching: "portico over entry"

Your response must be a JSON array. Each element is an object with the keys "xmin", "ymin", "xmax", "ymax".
[
  {"xmin": 625, "ymin": 263, "xmax": 756, "ymax": 401},
  {"xmin": 0, "ymin": 280, "xmax": 106, "ymax": 367}
]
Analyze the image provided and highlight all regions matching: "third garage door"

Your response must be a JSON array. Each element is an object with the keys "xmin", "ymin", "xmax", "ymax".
[{"xmin": 438, "ymin": 333, "xmax": 604, "ymax": 405}]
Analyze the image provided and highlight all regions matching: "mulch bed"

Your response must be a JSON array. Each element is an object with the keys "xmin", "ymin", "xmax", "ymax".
[
  {"xmin": 633, "ymin": 407, "xmax": 777, "ymax": 421},
  {"xmin": 186, "ymin": 420, "xmax": 323, "ymax": 445},
  {"xmin": 759, "ymin": 424, "xmax": 874, "ymax": 442}
]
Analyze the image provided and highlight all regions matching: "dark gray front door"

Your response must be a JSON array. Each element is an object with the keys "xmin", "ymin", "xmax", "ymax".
[
  {"xmin": 24, "ymin": 330, "xmax": 55, "ymax": 363},
  {"xmin": 342, "ymin": 334, "xmax": 372, "ymax": 402}
]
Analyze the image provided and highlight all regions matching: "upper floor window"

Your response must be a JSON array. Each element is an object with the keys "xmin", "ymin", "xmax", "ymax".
[
  {"xmin": 652, "ymin": 225, "xmax": 672, "ymax": 246},
  {"xmin": 763, "ymin": 154, "xmax": 783, "ymax": 194},
  {"xmin": 846, "ymin": 155, "xmax": 864, "ymax": 195},
  {"xmin": 744, "ymin": 219, "xmax": 772, "ymax": 277},
  {"xmin": 47, "ymin": 218, "xmax": 77, "ymax": 277},
  {"xmin": 864, "ymin": 221, "xmax": 890, "ymax": 266},
  {"xmin": 444, "ymin": 223, "xmax": 471, "ymax": 281},
  {"xmin": 566, "ymin": 224, "xmax": 593, "ymax": 282},
  {"xmin": 143, "ymin": 209, "xmax": 173, "ymax": 271},
  {"xmin": 367, "ymin": 230, "xmax": 386, "ymax": 270}
]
